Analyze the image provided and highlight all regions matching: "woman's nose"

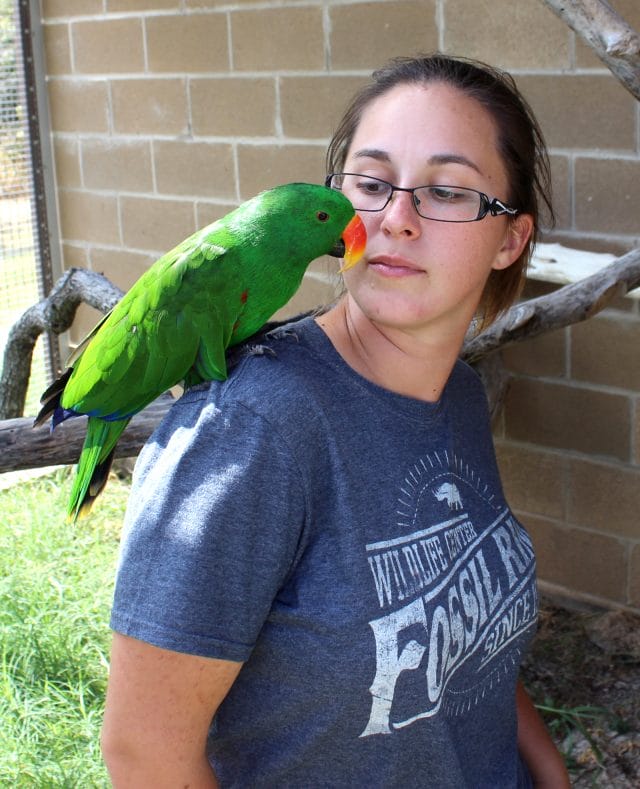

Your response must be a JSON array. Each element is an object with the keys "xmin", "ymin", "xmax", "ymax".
[{"xmin": 380, "ymin": 190, "xmax": 422, "ymax": 238}]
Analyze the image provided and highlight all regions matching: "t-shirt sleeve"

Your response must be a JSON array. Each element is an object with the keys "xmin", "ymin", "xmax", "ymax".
[{"xmin": 109, "ymin": 385, "xmax": 307, "ymax": 662}]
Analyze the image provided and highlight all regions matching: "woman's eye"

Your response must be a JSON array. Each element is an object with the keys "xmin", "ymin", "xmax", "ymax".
[
  {"xmin": 356, "ymin": 180, "xmax": 383, "ymax": 195},
  {"xmin": 430, "ymin": 187, "xmax": 457, "ymax": 201}
]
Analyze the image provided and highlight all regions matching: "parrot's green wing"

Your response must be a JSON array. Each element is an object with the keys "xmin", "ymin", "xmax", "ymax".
[
  {"xmin": 61, "ymin": 227, "xmax": 239, "ymax": 419},
  {"xmin": 66, "ymin": 310, "xmax": 112, "ymax": 367}
]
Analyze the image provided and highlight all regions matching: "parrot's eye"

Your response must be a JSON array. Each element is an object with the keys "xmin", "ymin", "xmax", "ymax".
[{"xmin": 316, "ymin": 211, "xmax": 329, "ymax": 222}]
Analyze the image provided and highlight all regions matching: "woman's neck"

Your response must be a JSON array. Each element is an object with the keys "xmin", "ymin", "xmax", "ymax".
[{"xmin": 315, "ymin": 296, "xmax": 468, "ymax": 403}]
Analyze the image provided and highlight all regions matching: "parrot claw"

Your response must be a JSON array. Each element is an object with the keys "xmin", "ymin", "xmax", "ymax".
[
  {"xmin": 243, "ymin": 343, "xmax": 278, "ymax": 360},
  {"xmin": 226, "ymin": 341, "xmax": 277, "ymax": 370},
  {"xmin": 271, "ymin": 326, "xmax": 300, "ymax": 342}
]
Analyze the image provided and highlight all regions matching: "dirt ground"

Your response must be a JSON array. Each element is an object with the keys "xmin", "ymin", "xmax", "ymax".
[{"xmin": 522, "ymin": 596, "xmax": 640, "ymax": 787}]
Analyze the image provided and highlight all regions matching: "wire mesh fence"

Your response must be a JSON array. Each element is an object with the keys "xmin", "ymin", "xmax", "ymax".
[{"xmin": 0, "ymin": 0, "xmax": 50, "ymax": 416}]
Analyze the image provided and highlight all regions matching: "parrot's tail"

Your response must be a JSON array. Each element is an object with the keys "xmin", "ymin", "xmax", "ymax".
[{"xmin": 68, "ymin": 417, "xmax": 129, "ymax": 522}]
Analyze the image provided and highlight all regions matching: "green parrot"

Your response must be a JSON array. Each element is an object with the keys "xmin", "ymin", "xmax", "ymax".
[{"xmin": 35, "ymin": 183, "xmax": 366, "ymax": 521}]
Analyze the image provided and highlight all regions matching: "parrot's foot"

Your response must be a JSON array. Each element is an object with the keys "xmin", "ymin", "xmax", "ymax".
[
  {"xmin": 227, "ymin": 341, "xmax": 277, "ymax": 370},
  {"xmin": 243, "ymin": 343, "xmax": 278, "ymax": 359},
  {"xmin": 271, "ymin": 326, "xmax": 300, "ymax": 342}
]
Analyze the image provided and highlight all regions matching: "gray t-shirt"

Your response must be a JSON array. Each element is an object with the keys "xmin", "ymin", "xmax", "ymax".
[{"xmin": 111, "ymin": 316, "xmax": 537, "ymax": 788}]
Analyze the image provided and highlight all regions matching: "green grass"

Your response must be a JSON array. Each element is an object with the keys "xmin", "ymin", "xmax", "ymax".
[
  {"xmin": 0, "ymin": 468, "xmax": 130, "ymax": 786},
  {"xmin": 535, "ymin": 700, "xmax": 609, "ymax": 770}
]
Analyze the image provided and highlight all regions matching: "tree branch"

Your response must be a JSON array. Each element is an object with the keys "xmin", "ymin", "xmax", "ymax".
[
  {"xmin": 2, "ymin": 245, "xmax": 640, "ymax": 470},
  {"xmin": 462, "ymin": 246, "xmax": 640, "ymax": 362},
  {"xmin": 540, "ymin": 0, "xmax": 640, "ymax": 100},
  {"xmin": 0, "ymin": 394, "xmax": 173, "ymax": 474},
  {"xmin": 0, "ymin": 268, "xmax": 123, "ymax": 420}
]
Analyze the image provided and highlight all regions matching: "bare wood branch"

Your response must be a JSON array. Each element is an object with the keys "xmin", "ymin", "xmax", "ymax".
[
  {"xmin": 2, "ymin": 243, "xmax": 640, "ymax": 472},
  {"xmin": 0, "ymin": 393, "xmax": 173, "ymax": 474},
  {"xmin": 463, "ymin": 246, "xmax": 640, "ymax": 362},
  {"xmin": 0, "ymin": 269, "xmax": 123, "ymax": 420},
  {"xmin": 540, "ymin": 0, "xmax": 640, "ymax": 100}
]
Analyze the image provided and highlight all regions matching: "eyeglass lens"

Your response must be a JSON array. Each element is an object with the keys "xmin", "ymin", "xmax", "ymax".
[{"xmin": 330, "ymin": 174, "xmax": 486, "ymax": 222}]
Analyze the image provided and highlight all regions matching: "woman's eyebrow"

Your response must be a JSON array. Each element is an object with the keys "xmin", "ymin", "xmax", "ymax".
[
  {"xmin": 352, "ymin": 148, "xmax": 391, "ymax": 162},
  {"xmin": 427, "ymin": 153, "xmax": 483, "ymax": 174},
  {"xmin": 352, "ymin": 149, "xmax": 484, "ymax": 175}
]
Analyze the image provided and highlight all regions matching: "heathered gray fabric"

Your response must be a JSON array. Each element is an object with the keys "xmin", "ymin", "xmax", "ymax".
[{"xmin": 111, "ymin": 316, "xmax": 536, "ymax": 788}]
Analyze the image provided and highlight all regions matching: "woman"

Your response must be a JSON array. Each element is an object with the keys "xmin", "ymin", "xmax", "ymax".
[{"xmin": 102, "ymin": 54, "xmax": 570, "ymax": 787}]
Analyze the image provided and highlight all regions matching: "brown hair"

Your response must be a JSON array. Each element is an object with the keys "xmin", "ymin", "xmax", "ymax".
[{"xmin": 326, "ymin": 54, "xmax": 554, "ymax": 327}]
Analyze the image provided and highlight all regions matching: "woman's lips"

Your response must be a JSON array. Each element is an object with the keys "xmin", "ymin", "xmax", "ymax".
[{"xmin": 367, "ymin": 255, "xmax": 424, "ymax": 277}]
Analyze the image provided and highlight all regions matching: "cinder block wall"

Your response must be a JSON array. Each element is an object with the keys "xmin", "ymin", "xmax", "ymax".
[{"xmin": 40, "ymin": 0, "xmax": 640, "ymax": 611}]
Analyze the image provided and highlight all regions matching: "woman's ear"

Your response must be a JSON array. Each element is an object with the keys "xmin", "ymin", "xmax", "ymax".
[{"xmin": 492, "ymin": 213, "xmax": 534, "ymax": 271}]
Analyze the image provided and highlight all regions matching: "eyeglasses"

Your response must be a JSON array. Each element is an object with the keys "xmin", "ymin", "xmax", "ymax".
[{"xmin": 325, "ymin": 173, "xmax": 519, "ymax": 223}]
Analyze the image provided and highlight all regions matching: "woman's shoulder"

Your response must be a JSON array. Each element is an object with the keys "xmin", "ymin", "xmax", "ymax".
[
  {"xmin": 449, "ymin": 356, "xmax": 487, "ymax": 396},
  {"xmin": 174, "ymin": 314, "xmax": 332, "ymax": 430}
]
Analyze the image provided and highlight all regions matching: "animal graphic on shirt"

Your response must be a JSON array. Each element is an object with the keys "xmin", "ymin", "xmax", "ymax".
[
  {"xmin": 362, "ymin": 451, "xmax": 538, "ymax": 736},
  {"xmin": 433, "ymin": 482, "xmax": 463, "ymax": 510}
]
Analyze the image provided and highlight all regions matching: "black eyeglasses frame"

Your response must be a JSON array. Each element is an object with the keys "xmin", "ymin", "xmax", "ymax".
[{"xmin": 325, "ymin": 173, "xmax": 519, "ymax": 223}]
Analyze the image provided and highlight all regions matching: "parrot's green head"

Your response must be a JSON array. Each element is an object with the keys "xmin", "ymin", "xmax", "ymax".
[{"xmin": 233, "ymin": 182, "xmax": 366, "ymax": 274}]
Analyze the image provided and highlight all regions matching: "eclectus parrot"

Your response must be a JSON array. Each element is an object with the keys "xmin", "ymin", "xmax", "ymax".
[{"xmin": 35, "ymin": 183, "xmax": 366, "ymax": 521}]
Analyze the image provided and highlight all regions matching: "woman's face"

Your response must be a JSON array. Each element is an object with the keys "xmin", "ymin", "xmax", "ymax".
[{"xmin": 340, "ymin": 82, "xmax": 532, "ymax": 336}]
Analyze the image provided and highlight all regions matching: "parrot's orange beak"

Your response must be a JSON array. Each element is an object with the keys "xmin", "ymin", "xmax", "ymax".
[{"xmin": 339, "ymin": 214, "xmax": 367, "ymax": 273}]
